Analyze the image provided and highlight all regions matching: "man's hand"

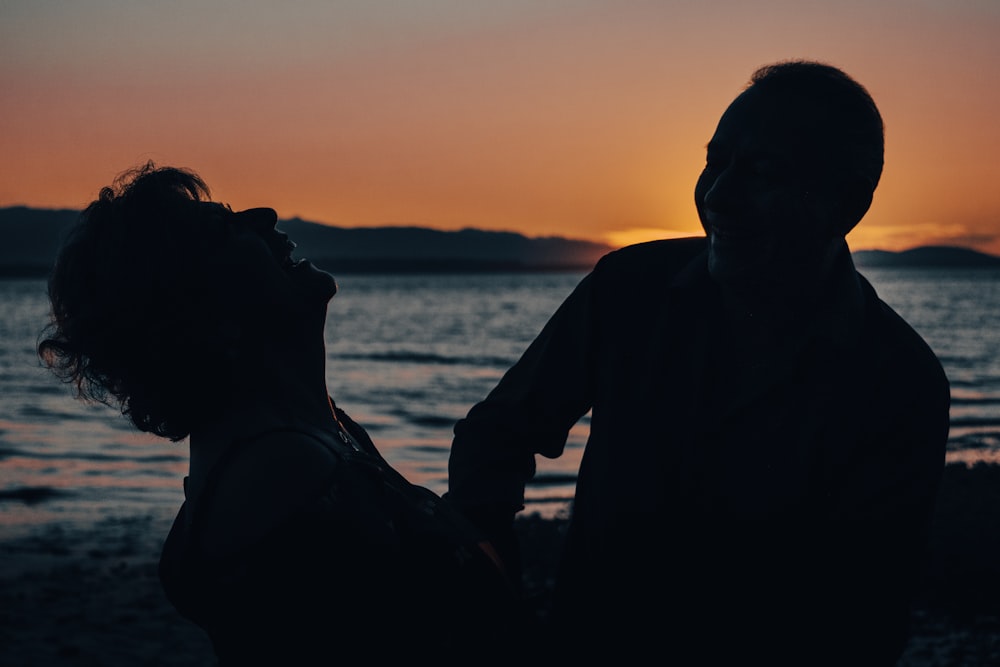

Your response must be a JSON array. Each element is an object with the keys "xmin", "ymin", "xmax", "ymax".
[{"xmin": 455, "ymin": 502, "xmax": 523, "ymax": 592}]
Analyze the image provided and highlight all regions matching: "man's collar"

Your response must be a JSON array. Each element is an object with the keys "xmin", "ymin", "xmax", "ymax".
[
  {"xmin": 668, "ymin": 242, "xmax": 866, "ymax": 350},
  {"xmin": 811, "ymin": 247, "xmax": 865, "ymax": 349},
  {"xmin": 669, "ymin": 246, "xmax": 713, "ymax": 290}
]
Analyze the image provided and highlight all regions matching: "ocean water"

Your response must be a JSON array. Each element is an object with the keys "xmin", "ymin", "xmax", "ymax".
[{"xmin": 2, "ymin": 267, "xmax": 998, "ymax": 541}]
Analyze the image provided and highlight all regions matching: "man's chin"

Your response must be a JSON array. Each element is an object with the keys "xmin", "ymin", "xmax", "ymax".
[{"xmin": 706, "ymin": 246, "xmax": 773, "ymax": 291}]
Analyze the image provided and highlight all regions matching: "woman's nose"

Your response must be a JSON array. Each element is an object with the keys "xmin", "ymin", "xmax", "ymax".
[{"xmin": 234, "ymin": 207, "xmax": 278, "ymax": 232}]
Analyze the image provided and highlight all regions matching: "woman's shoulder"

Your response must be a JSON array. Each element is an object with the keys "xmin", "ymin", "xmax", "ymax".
[{"xmin": 195, "ymin": 429, "xmax": 342, "ymax": 558}]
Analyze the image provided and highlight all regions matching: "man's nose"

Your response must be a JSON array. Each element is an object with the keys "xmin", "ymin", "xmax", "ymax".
[{"xmin": 702, "ymin": 169, "xmax": 740, "ymax": 214}]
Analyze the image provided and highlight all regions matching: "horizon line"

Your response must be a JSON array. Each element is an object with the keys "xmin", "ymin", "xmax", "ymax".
[{"xmin": 1, "ymin": 204, "xmax": 995, "ymax": 257}]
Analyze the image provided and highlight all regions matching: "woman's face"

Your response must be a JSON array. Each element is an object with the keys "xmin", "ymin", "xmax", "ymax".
[{"xmin": 195, "ymin": 204, "xmax": 338, "ymax": 333}]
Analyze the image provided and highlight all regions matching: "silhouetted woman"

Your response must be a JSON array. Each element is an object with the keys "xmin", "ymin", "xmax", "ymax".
[{"xmin": 38, "ymin": 163, "xmax": 517, "ymax": 665}]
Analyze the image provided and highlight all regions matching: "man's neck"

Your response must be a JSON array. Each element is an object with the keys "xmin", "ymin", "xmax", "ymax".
[{"xmin": 718, "ymin": 238, "xmax": 848, "ymax": 322}]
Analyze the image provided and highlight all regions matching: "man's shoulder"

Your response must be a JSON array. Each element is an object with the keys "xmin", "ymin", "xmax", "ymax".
[
  {"xmin": 858, "ymin": 276, "xmax": 934, "ymax": 357},
  {"xmin": 595, "ymin": 236, "xmax": 707, "ymax": 277},
  {"xmin": 858, "ymin": 276, "xmax": 949, "ymax": 393}
]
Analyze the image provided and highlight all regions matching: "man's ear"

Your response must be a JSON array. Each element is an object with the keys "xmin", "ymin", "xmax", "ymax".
[{"xmin": 834, "ymin": 173, "xmax": 876, "ymax": 236}]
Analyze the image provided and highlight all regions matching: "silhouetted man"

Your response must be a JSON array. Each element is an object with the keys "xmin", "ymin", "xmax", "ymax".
[{"xmin": 447, "ymin": 61, "xmax": 950, "ymax": 665}]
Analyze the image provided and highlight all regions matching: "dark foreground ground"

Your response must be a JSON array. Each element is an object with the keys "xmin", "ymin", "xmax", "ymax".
[{"xmin": 1, "ymin": 462, "xmax": 998, "ymax": 666}]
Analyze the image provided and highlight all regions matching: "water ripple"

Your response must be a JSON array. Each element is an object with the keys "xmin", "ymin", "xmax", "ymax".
[
  {"xmin": 335, "ymin": 350, "xmax": 514, "ymax": 368},
  {"xmin": 0, "ymin": 486, "xmax": 71, "ymax": 504}
]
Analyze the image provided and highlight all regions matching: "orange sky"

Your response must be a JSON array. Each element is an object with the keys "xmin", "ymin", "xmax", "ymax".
[{"xmin": 2, "ymin": 0, "xmax": 999, "ymax": 253}]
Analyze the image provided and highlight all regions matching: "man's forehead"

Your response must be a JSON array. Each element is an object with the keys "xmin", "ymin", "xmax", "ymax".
[{"xmin": 711, "ymin": 89, "xmax": 829, "ymax": 151}]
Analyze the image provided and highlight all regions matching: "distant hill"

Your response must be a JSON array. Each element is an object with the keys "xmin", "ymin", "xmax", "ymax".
[
  {"xmin": 0, "ymin": 207, "xmax": 613, "ymax": 276},
  {"xmin": 0, "ymin": 207, "xmax": 80, "ymax": 276},
  {"xmin": 277, "ymin": 217, "xmax": 612, "ymax": 273},
  {"xmin": 2, "ymin": 206, "xmax": 998, "ymax": 276},
  {"xmin": 852, "ymin": 246, "xmax": 1000, "ymax": 269}
]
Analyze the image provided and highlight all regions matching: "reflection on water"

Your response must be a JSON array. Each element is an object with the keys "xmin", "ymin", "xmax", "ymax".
[{"xmin": 2, "ymin": 268, "xmax": 999, "ymax": 537}]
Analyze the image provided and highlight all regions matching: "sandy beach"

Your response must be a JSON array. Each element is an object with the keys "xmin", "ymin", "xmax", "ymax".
[{"xmin": 2, "ymin": 462, "xmax": 998, "ymax": 666}]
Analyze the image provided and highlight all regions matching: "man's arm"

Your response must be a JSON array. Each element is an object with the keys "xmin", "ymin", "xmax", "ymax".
[{"xmin": 447, "ymin": 272, "xmax": 598, "ymax": 520}]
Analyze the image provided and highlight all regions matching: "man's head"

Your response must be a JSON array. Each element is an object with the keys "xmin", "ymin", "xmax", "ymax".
[{"xmin": 694, "ymin": 60, "xmax": 884, "ymax": 293}]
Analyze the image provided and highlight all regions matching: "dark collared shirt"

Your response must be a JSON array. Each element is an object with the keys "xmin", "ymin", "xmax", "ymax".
[{"xmin": 449, "ymin": 237, "xmax": 950, "ymax": 664}]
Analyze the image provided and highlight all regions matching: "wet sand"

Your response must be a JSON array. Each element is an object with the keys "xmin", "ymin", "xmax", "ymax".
[{"xmin": 2, "ymin": 462, "xmax": 998, "ymax": 666}]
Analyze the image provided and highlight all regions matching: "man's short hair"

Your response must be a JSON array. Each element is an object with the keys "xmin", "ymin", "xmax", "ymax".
[{"xmin": 746, "ymin": 60, "xmax": 885, "ymax": 190}]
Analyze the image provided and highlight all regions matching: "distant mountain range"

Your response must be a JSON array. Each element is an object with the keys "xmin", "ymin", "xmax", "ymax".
[
  {"xmin": 0, "ymin": 207, "xmax": 612, "ymax": 276},
  {"xmin": 2, "ymin": 206, "xmax": 998, "ymax": 276},
  {"xmin": 851, "ymin": 245, "xmax": 1000, "ymax": 269}
]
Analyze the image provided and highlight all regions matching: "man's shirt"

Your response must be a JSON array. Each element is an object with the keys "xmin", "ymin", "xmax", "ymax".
[{"xmin": 448, "ymin": 236, "xmax": 950, "ymax": 664}]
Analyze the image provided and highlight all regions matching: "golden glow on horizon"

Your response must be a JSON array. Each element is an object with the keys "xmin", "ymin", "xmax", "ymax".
[
  {"xmin": 603, "ymin": 227, "xmax": 698, "ymax": 249},
  {"xmin": 2, "ymin": 1, "xmax": 999, "ymax": 254}
]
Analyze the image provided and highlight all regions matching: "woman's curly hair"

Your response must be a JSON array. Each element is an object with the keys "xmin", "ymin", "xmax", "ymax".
[{"xmin": 38, "ymin": 162, "xmax": 237, "ymax": 441}]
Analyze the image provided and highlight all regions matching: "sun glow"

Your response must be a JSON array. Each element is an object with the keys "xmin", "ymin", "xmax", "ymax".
[
  {"xmin": 603, "ymin": 227, "xmax": 702, "ymax": 251},
  {"xmin": 2, "ymin": 1, "xmax": 999, "ymax": 255}
]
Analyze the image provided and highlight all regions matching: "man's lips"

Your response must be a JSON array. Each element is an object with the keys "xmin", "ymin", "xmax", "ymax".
[
  {"xmin": 703, "ymin": 212, "xmax": 764, "ymax": 243},
  {"xmin": 708, "ymin": 224, "xmax": 756, "ymax": 242}
]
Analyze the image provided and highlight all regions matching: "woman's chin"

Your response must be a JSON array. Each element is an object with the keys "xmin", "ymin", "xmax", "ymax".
[
  {"xmin": 313, "ymin": 272, "xmax": 339, "ymax": 304},
  {"xmin": 290, "ymin": 260, "xmax": 338, "ymax": 303}
]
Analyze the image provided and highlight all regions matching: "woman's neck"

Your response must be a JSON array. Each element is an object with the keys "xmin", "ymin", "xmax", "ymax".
[
  {"xmin": 197, "ymin": 375, "xmax": 336, "ymax": 440},
  {"xmin": 188, "ymin": 331, "xmax": 339, "ymax": 468},
  {"xmin": 186, "ymin": 382, "xmax": 337, "ymax": 497}
]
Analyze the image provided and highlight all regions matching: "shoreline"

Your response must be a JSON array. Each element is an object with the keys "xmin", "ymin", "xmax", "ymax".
[{"xmin": 2, "ymin": 462, "xmax": 999, "ymax": 665}]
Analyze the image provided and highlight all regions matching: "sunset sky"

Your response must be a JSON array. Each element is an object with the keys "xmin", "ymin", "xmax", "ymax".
[{"xmin": 2, "ymin": 0, "xmax": 999, "ymax": 253}]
